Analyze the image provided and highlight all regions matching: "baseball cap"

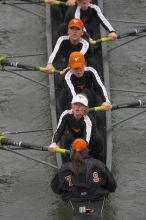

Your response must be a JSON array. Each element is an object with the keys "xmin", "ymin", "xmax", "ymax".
[
  {"xmin": 69, "ymin": 51, "xmax": 85, "ymax": 69},
  {"xmin": 72, "ymin": 138, "xmax": 87, "ymax": 152},
  {"xmin": 71, "ymin": 94, "xmax": 88, "ymax": 107},
  {"xmin": 68, "ymin": 18, "xmax": 84, "ymax": 30}
]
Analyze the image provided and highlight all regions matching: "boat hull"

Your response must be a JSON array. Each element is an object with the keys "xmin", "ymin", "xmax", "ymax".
[{"xmin": 46, "ymin": 0, "xmax": 113, "ymax": 218}]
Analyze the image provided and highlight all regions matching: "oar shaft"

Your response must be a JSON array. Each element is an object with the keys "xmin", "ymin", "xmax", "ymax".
[
  {"xmin": 112, "ymin": 100, "xmax": 145, "ymax": 110},
  {"xmin": 92, "ymin": 26, "xmax": 146, "ymax": 45},
  {"xmin": 1, "ymin": 59, "xmax": 46, "ymax": 73},
  {"xmin": 118, "ymin": 26, "xmax": 146, "ymax": 39},
  {"xmin": 20, "ymin": 0, "xmax": 67, "ymax": 5},
  {"xmin": 0, "ymin": 57, "xmax": 62, "ymax": 74},
  {"xmin": 0, "ymin": 137, "xmax": 44, "ymax": 150},
  {"xmin": 0, "ymin": 137, "xmax": 70, "ymax": 154},
  {"xmin": 88, "ymin": 99, "xmax": 146, "ymax": 112}
]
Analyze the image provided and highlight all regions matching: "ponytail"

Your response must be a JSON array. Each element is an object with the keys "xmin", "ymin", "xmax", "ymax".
[{"xmin": 72, "ymin": 151, "xmax": 85, "ymax": 174}]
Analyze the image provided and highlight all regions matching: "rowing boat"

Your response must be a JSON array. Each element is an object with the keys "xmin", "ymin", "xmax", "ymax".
[{"xmin": 46, "ymin": 0, "xmax": 113, "ymax": 219}]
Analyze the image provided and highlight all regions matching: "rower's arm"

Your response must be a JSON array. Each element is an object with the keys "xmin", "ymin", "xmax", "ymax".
[
  {"xmin": 90, "ymin": 67, "xmax": 110, "ymax": 103},
  {"xmin": 47, "ymin": 37, "xmax": 63, "ymax": 65},
  {"xmin": 52, "ymin": 111, "xmax": 68, "ymax": 143}
]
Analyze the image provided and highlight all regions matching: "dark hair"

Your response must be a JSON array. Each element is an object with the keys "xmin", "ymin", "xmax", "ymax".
[{"xmin": 71, "ymin": 149, "xmax": 88, "ymax": 175}]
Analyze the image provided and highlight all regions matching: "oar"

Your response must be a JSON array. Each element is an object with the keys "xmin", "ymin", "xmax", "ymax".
[
  {"xmin": 90, "ymin": 26, "xmax": 146, "ymax": 45},
  {"xmin": 43, "ymin": 0, "xmax": 68, "ymax": 5},
  {"xmin": 2, "ymin": 128, "xmax": 52, "ymax": 135},
  {"xmin": 1, "ymin": 0, "xmax": 69, "ymax": 6},
  {"xmin": 88, "ymin": 99, "xmax": 146, "ymax": 112},
  {"xmin": 29, "ymin": 0, "xmax": 72, "ymax": 6},
  {"xmin": 0, "ymin": 56, "xmax": 63, "ymax": 74},
  {"xmin": 0, "ymin": 136, "xmax": 70, "ymax": 155}
]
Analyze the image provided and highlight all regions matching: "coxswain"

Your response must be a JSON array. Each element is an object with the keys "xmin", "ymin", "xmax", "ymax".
[{"xmin": 51, "ymin": 138, "xmax": 116, "ymax": 219}]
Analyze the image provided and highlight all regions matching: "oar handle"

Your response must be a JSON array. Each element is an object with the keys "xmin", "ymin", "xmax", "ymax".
[
  {"xmin": 90, "ymin": 37, "xmax": 112, "ymax": 45},
  {"xmin": 88, "ymin": 106, "xmax": 104, "ymax": 112},
  {"xmin": 54, "ymin": 0, "xmax": 67, "ymax": 5},
  {"xmin": 0, "ymin": 57, "xmax": 63, "ymax": 74},
  {"xmin": 55, "ymin": 147, "xmax": 70, "ymax": 154},
  {"xmin": 88, "ymin": 99, "xmax": 146, "ymax": 112},
  {"xmin": 91, "ymin": 26, "xmax": 146, "ymax": 45},
  {"xmin": 0, "ymin": 136, "xmax": 70, "ymax": 154}
]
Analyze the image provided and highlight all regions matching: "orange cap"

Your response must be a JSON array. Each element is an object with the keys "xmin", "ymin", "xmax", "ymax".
[
  {"xmin": 72, "ymin": 138, "xmax": 87, "ymax": 152},
  {"xmin": 68, "ymin": 18, "xmax": 84, "ymax": 30},
  {"xmin": 69, "ymin": 51, "xmax": 85, "ymax": 69}
]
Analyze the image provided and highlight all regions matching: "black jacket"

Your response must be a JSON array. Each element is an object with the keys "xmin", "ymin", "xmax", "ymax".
[
  {"xmin": 64, "ymin": 4, "xmax": 115, "ymax": 37},
  {"xmin": 48, "ymin": 35, "xmax": 94, "ymax": 69},
  {"xmin": 64, "ymin": 66, "xmax": 110, "ymax": 103},
  {"xmin": 51, "ymin": 153, "xmax": 116, "ymax": 202},
  {"xmin": 52, "ymin": 110, "xmax": 97, "ymax": 145}
]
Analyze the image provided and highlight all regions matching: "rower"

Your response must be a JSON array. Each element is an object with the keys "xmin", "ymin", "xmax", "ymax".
[
  {"xmin": 51, "ymin": 138, "xmax": 116, "ymax": 219},
  {"xmin": 48, "ymin": 94, "xmax": 104, "ymax": 161},
  {"xmin": 58, "ymin": 51, "xmax": 111, "ymax": 113},
  {"xmin": 45, "ymin": 18, "xmax": 95, "ymax": 75},
  {"xmin": 58, "ymin": 0, "xmax": 118, "ymax": 40}
]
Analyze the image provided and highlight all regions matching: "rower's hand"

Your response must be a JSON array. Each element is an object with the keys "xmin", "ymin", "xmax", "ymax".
[
  {"xmin": 89, "ymin": 38, "xmax": 95, "ymax": 44},
  {"xmin": 45, "ymin": 63, "xmax": 55, "ymax": 74},
  {"xmin": 48, "ymin": 142, "xmax": 57, "ymax": 152},
  {"xmin": 66, "ymin": 0, "xmax": 76, "ymax": 6},
  {"xmin": 107, "ymin": 32, "xmax": 118, "ymax": 41},
  {"xmin": 101, "ymin": 102, "xmax": 112, "ymax": 111}
]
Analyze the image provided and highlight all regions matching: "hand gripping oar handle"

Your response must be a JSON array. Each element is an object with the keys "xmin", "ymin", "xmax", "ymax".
[
  {"xmin": 42, "ymin": 146, "xmax": 70, "ymax": 154},
  {"xmin": 0, "ymin": 136, "xmax": 70, "ymax": 154},
  {"xmin": 0, "ymin": 57, "xmax": 63, "ymax": 74},
  {"xmin": 88, "ymin": 99, "xmax": 146, "ymax": 112},
  {"xmin": 91, "ymin": 26, "xmax": 146, "ymax": 45},
  {"xmin": 88, "ymin": 106, "xmax": 104, "ymax": 112}
]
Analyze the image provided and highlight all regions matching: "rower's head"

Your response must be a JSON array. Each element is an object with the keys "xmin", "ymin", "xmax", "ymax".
[
  {"xmin": 71, "ymin": 94, "xmax": 88, "ymax": 118},
  {"xmin": 72, "ymin": 138, "xmax": 87, "ymax": 152},
  {"xmin": 71, "ymin": 138, "xmax": 88, "ymax": 172},
  {"xmin": 69, "ymin": 51, "xmax": 85, "ymax": 77},
  {"xmin": 76, "ymin": 0, "xmax": 90, "ymax": 10},
  {"xmin": 68, "ymin": 18, "xmax": 84, "ymax": 41}
]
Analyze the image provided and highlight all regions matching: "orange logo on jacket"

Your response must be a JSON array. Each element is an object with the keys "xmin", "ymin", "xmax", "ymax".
[
  {"xmin": 93, "ymin": 172, "xmax": 99, "ymax": 183},
  {"xmin": 65, "ymin": 175, "xmax": 73, "ymax": 186},
  {"xmin": 72, "ymin": 128, "xmax": 80, "ymax": 133},
  {"xmin": 78, "ymin": 83, "xmax": 86, "ymax": 90}
]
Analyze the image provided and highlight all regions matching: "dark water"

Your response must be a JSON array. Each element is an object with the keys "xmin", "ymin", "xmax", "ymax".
[
  {"xmin": 104, "ymin": 0, "xmax": 146, "ymax": 220},
  {"xmin": 0, "ymin": 3, "xmax": 61, "ymax": 220},
  {"xmin": 0, "ymin": 1, "xmax": 146, "ymax": 220}
]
